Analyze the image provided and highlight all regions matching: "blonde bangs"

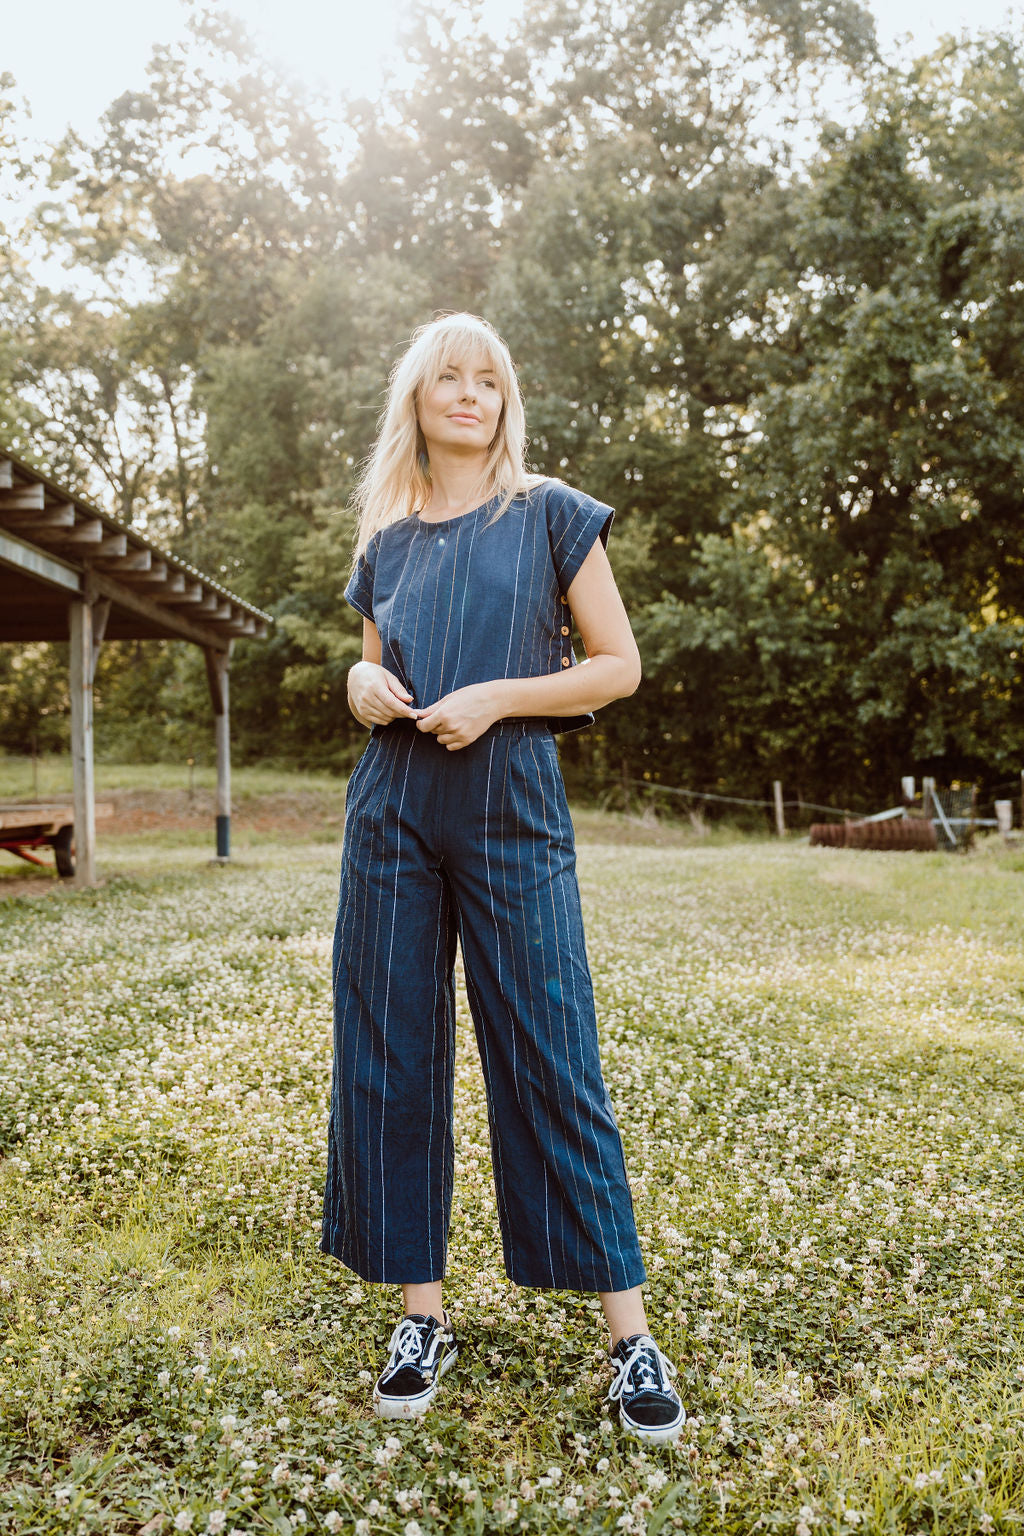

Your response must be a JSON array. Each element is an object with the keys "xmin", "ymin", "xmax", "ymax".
[{"xmin": 350, "ymin": 313, "xmax": 544, "ymax": 559}]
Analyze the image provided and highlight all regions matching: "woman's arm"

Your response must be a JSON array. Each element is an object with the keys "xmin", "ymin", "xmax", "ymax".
[
  {"xmin": 347, "ymin": 620, "xmax": 418, "ymax": 727},
  {"xmin": 415, "ymin": 541, "xmax": 641, "ymax": 748}
]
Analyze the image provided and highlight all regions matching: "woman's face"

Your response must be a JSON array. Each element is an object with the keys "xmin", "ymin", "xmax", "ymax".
[{"xmin": 416, "ymin": 348, "xmax": 503, "ymax": 458}]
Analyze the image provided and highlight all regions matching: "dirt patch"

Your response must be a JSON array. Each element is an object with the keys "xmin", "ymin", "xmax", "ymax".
[
  {"xmin": 0, "ymin": 789, "xmax": 349, "ymax": 893},
  {"xmin": 0, "ymin": 788, "xmax": 347, "ymax": 841}
]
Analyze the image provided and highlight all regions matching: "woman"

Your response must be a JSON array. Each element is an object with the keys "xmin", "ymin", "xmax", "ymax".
[{"xmin": 320, "ymin": 312, "xmax": 684, "ymax": 1444}]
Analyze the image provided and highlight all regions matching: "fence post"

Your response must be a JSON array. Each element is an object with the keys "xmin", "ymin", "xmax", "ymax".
[
  {"xmin": 922, "ymin": 776, "xmax": 936, "ymax": 821},
  {"xmin": 773, "ymin": 780, "xmax": 785, "ymax": 837},
  {"xmin": 901, "ymin": 775, "xmax": 915, "ymax": 807},
  {"xmin": 995, "ymin": 800, "xmax": 1013, "ymax": 843}
]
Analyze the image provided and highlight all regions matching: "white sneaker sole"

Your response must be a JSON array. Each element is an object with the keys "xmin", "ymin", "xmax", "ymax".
[
  {"xmin": 373, "ymin": 1348, "xmax": 458, "ymax": 1419},
  {"xmin": 619, "ymin": 1403, "xmax": 686, "ymax": 1445}
]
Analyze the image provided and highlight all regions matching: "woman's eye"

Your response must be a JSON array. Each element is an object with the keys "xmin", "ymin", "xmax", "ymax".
[{"xmin": 482, "ymin": 378, "xmax": 497, "ymax": 389}]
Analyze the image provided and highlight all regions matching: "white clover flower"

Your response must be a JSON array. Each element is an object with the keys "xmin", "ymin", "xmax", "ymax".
[
  {"xmin": 325, "ymin": 1517, "xmax": 345, "ymax": 1534},
  {"xmin": 206, "ymin": 1515, "xmax": 227, "ymax": 1535},
  {"xmin": 157, "ymin": 1371, "xmax": 171, "ymax": 1388},
  {"xmin": 324, "ymin": 1472, "xmax": 343, "ymax": 1492},
  {"xmin": 404, "ymin": 1524, "xmax": 423, "ymax": 1536},
  {"xmin": 173, "ymin": 1515, "xmax": 194, "ymax": 1533}
]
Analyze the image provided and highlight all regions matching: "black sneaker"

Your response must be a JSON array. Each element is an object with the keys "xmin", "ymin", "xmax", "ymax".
[
  {"xmin": 608, "ymin": 1332, "xmax": 685, "ymax": 1444},
  {"xmin": 373, "ymin": 1312, "xmax": 459, "ymax": 1419}
]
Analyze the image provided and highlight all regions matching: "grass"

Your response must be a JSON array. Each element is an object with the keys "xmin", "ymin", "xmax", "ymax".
[
  {"xmin": 0, "ymin": 752, "xmax": 350, "ymax": 800},
  {"xmin": 1, "ymin": 777, "xmax": 1022, "ymax": 1535}
]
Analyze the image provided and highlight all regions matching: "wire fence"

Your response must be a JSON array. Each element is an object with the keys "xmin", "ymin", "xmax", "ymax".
[
  {"xmin": 619, "ymin": 779, "xmax": 859, "ymax": 818},
  {"xmin": 581, "ymin": 769, "xmax": 1021, "ymax": 831}
]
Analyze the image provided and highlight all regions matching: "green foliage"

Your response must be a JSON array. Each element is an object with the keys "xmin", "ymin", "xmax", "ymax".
[
  {"xmin": 1, "ymin": 821, "xmax": 1023, "ymax": 1531},
  {"xmin": 3, "ymin": 9, "xmax": 1024, "ymax": 803}
]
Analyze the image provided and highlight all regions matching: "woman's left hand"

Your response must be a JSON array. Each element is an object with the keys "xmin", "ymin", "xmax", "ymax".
[{"xmin": 415, "ymin": 683, "xmax": 504, "ymax": 750}]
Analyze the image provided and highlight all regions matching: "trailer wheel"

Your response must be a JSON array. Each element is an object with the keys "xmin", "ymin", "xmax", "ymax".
[{"xmin": 52, "ymin": 825, "xmax": 75, "ymax": 878}]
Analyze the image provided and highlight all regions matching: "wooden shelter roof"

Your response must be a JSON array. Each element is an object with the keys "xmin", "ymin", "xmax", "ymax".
[{"xmin": 0, "ymin": 447, "xmax": 272, "ymax": 649}]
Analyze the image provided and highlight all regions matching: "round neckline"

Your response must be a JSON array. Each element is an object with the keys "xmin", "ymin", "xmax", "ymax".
[{"xmin": 413, "ymin": 495, "xmax": 498, "ymax": 529}]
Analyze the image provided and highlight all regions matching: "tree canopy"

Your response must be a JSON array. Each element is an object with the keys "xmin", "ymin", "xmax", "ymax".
[{"xmin": 2, "ymin": 2, "xmax": 1022, "ymax": 810}]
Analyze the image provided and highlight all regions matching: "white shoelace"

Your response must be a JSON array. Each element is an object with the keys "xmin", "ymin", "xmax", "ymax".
[
  {"xmin": 384, "ymin": 1314, "xmax": 449, "ymax": 1374},
  {"xmin": 607, "ymin": 1335, "xmax": 678, "ymax": 1402}
]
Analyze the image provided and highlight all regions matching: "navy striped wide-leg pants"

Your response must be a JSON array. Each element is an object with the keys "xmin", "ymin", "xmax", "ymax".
[{"xmin": 320, "ymin": 718, "xmax": 646, "ymax": 1292}]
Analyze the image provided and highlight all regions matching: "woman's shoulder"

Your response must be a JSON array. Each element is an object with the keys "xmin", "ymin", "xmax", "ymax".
[
  {"xmin": 525, "ymin": 477, "xmax": 613, "ymax": 514},
  {"xmin": 364, "ymin": 512, "xmax": 417, "ymax": 555}
]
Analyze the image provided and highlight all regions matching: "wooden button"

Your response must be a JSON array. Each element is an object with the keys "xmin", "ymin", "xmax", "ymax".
[
  {"xmin": 560, "ymin": 656, "xmax": 570, "ymax": 668},
  {"xmin": 560, "ymin": 625, "xmax": 570, "ymax": 636}
]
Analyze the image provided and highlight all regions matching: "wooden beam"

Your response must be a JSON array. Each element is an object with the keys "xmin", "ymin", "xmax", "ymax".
[
  {"xmin": 0, "ymin": 484, "xmax": 46, "ymax": 512},
  {"xmin": 204, "ymin": 646, "xmax": 233, "ymax": 860},
  {"xmin": 92, "ymin": 531, "xmax": 127, "ymax": 557},
  {"xmin": 117, "ymin": 559, "xmax": 168, "ymax": 585},
  {"xmin": 90, "ymin": 597, "xmax": 111, "ymax": 685},
  {"xmin": 0, "ymin": 502, "xmax": 76, "ymax": 529},
  {"xmin": 69, "ymin": 601, "xmax": 97, "ymax": 887},
  {"xmin": 158, "ymin": 580, "xmax": 206, "ymax": 606},
  {"xmin": 0, "ymin": 460, "xmax": 12, "ymax": 489},
  {"xmin": 53, "ymin": 519, "xmax": 105, "ymax": 545},
  {"xmin": 93, "ymin": 547, "xmax": 152, "ymax": 574},
  {"xmin": 84, "ymin": 568, "xmax": 232, "ymax": 651},
  {"xmin": 0, "ymin": 528, "xmax": 82, "ymax": 594}
]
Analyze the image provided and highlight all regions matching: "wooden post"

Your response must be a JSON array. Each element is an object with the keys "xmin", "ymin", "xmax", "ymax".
[
  {"xmin": 204, "ymin": 646, "xmax": 232, "ymax": 861},
  {"xmin": 901, "ymin": 775, "xmax": 915, "ymax": 806},
  {"xmin": 922, "ymin": 776, "xmax": 936, "ymax": 821},
  {"xmin": 995, "ymin": 801, "xmax": 1013, "ymax": 842},
  {"xmin": 773, "ymin": 779, "xmax": 785, "ymax": 837},
  {"xmin": 69, "ymin": 600, "xmax": 96, "ymax": 887}
]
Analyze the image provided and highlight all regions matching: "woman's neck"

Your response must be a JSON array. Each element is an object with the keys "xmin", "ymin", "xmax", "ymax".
[{"xmin": 421, "ymin": 450, "xmax": 489, "ymax": 518}]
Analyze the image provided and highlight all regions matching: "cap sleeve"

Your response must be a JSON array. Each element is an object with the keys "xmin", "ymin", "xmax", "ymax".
[
  {"xmin": 544, "ymin": 482, "xmax": 615, "ymax": 595},
  {"xmin": 344, "ymin": 534, "xmax": 379, "ymax": 621}
]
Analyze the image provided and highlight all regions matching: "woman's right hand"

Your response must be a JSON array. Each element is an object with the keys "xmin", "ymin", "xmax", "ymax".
[{"xmin": 347, "ymin": 661, "xmax": 417, "ymax": 727}]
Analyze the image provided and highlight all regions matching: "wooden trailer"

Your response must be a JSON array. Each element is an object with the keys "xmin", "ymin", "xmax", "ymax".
[{"xmin": 0, "ymin": 801, "xmax": 113, "ymax": 877}]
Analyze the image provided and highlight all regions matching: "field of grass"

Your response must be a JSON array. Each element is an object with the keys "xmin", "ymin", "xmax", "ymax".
[{"xmin": 1, "ymin": 789, "xmax": 1023, "ymax": 1535}]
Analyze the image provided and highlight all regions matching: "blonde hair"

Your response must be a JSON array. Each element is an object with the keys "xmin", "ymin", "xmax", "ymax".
[{"xmin": 351, "ymin": 312, "xmax": 546, "ymax": 556}]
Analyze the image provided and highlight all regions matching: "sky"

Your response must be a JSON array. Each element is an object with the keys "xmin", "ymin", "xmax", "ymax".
[{"xmin": 4, "ymin": 0, "xmax": 1021, "ymax": 154}]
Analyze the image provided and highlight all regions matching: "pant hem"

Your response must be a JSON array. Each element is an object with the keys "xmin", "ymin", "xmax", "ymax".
[
  {"xmin": 505, "ymin": 1264, "xmax": 648, "ymax": 1292},
  {"xmin": 319, "ymin": 1234, "xmax": 446, "ymax": 1286}
]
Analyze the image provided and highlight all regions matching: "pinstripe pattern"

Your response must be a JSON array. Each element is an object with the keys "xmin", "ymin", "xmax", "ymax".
[
  {"xmin": 321, "ymin": 720, "xmax": 646, "ymax": 1290},
  {"xmin": 320, "ymin": 480, "xmax": 645, "ymax": 1290},
  {"xmin": 346, "ymin": 481, "xmax": 614, "ymax": 734}
]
